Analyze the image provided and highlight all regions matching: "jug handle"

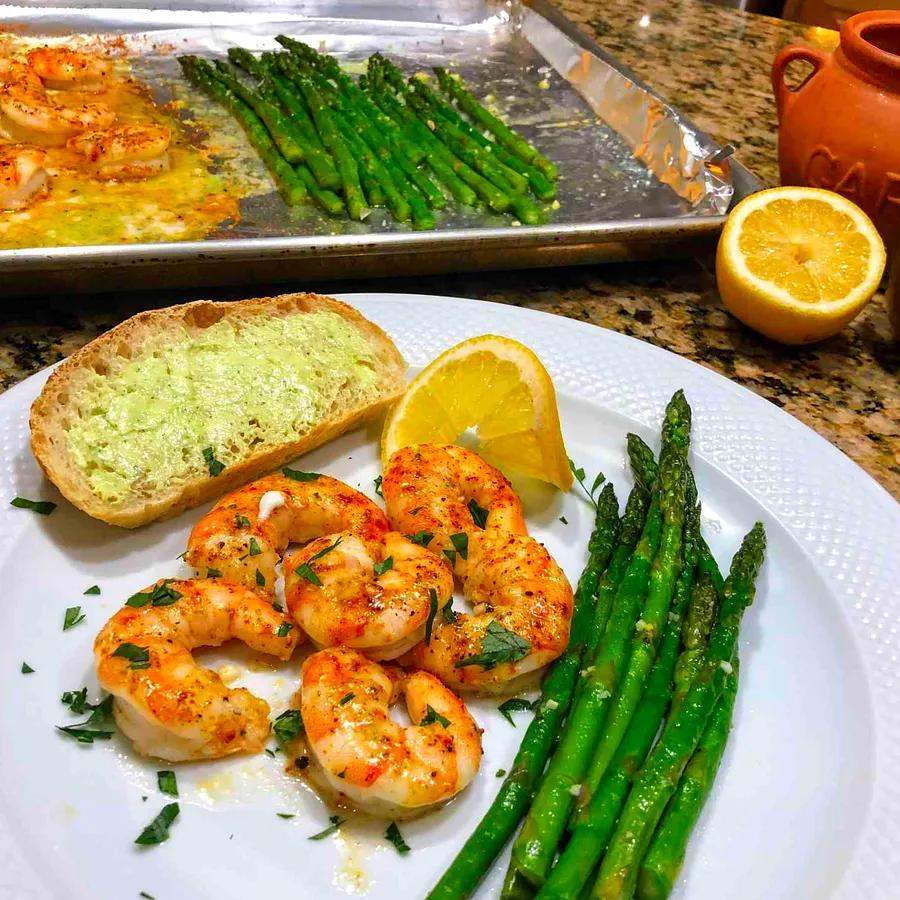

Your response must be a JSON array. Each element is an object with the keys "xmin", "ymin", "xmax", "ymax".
[{"xmin": 772, "ymin": 45, "xmax": 828, "ymax": 119}]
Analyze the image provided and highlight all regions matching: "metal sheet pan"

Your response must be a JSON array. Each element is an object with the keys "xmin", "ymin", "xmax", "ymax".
[{"xmin": 0, "ymin": 1, "xmax": 764, "ymax": 294}]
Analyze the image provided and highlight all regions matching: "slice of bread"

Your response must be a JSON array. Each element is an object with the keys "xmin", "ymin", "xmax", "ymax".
[{"xmin": 30, "ymin": 292, "xmax": 406, "ymax": 528}]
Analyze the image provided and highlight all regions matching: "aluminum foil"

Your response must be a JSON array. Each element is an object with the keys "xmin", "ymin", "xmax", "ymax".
[{"xmin": 0, "ymin": 1, "xmax": 755, "ymax": 290}]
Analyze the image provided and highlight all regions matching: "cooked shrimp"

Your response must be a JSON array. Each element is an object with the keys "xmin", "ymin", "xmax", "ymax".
[
  {"xmin": 284, "ymin": 529, "xmax": 453, "ymax": 660},
  {"xmin": 0, "ymin": 145, "xmax": 48, "ymax": 209},
  {"xmin": 27, "ymin": 47, "xmax": 112, "ymax": 92},
  {"xmin": 0, "ymin": 84, "xmax": 114, "ymax": 146},
  {"xmin": 384, "ymin": 444, "xmax": 573, "ymax": 692},
  {"xmin": 0, "ymin": 57, "xmax": 45, "ymax": 96},
  {"xmin": 404, "ymin": 529, "xmax": 573, "ymax": 692},
  {"xmin": 382, "ymin": 443, "xmax": 527, "ymax": 580},
  {"xmin": 300, "ymin": 647, "xmax": 482, "ymax": 817},
  {"xmin": 95, "ymin": 578, "xmax": 300, "ymax": 762},
  {"xmin": 185, "ymin": 473, "xmax": 389, "ymax": 597},
  {"xmin": 67, "ymin": 124, "xmax": 171, "ymax": 179}
]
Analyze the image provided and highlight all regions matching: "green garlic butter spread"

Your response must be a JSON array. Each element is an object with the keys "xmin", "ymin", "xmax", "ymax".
[{"xmin": 67, "ymin": 310, "xmax": 381, "ymax": 502}]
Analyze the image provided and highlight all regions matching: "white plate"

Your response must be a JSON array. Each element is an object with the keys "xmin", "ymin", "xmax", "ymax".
[{"xmin": 0, "ymin": 293, "xmax": 897, "ymax": 900}]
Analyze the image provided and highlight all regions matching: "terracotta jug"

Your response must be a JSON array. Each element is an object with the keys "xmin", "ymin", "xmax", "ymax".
[{"xmin": 773, "ymin": 10, "xmax": 900, "ymax": 247}]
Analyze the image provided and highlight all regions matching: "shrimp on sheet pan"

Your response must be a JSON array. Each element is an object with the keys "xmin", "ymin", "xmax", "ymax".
[
  {"xmin": 0, "ymin": 144, "xmax": 48, "ymax": 209},
  {"xmin": 27, "ymin": 47, "xmax": 113, "ymax": 92}
]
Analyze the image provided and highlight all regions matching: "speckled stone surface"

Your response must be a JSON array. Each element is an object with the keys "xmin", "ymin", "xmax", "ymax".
[{"xmin": 0, "ymin": 0, "xmax": 896, "ymax": 497}]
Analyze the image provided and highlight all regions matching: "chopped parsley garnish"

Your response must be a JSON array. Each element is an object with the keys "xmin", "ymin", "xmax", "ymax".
[
  {"xmin": 61, "ymin": 692, "xmax": 114, "ymax": 724},
  {"xmin": 83, "ymin": 585, "xmax": 101, "ymax": 595},
  {"xmin": 443, "ymin": 548, "xmax": 456, "ymax": 565},
  {"xmin": 264, "ymin": 748, "xmax": 276, "ymax": 758},
  {"xmin": 157, "ymin": 770, "xmax": 178, "ymax": 797},
  {"xmin": 139, "ymin": 892, "xmax": 155, "ymax": 899},
  {"xmin": 56, "ymin": 694, "xmax": 115, "ymax": 743},
  {"xmin": 498, "ymin": 698, "xmax": 536, "ymax": 726},
  {"xmin": 277, "ymin": 813, "xmax": 295, "ymax": 819},
  {"xmin": 61, "ymin": 687, "xmax": 89, "ymax": 714},
  {"xmin": 21, "ymin": 662, "xmax": 34, "ymax": 674},
  {"xmin": 308, "ymin": 815, "xmax": 344, "ymax": 840},
  {"xmin": 56, "ymin": 723, "xmax": 114, "ymax": 744},
  {"xmin": 373, "ymin": 556, "xmax": 393, "ymax": 576},
  {"xmin": 273, "ymin": 709, "xmax": 304, "ymax": 746},
  {"xmin": 126, "ymin": 581, "xmax": 182, "ymax": 609},
  {"xmin": 272, "ymin": 599, "xmax": 284, "ymax": 613},
  {"xmin": 339, "ymin": 692, "xmax": 355, "ymax": 705},
  {"xmin": 496, "ymin": 769, "xmax": 507, "ymax": 778},
  {"xmin": 63, "ymin": 606, "xmax": 85, "ymax": 631},
  {"xmin": 442, "ymin": 599, "xmax": 458, "ymax": 624},
  {"xmin": 294, "ymin": 537, "xmax": 342, "ymax": 586},
  {"xmin": 449, "ymin": 532, "xmax": 469, "ymax": 560},
  {"xmin": 409, "ymin": 506, "xmax": 424, "ymax": 515},
  {"xmin": 568, "ymin": 458, "xmax": 605, "ymax": 509},
  {"xmin": 248, "ymin": 537, "xmax": 261, "ymax": 557},
  {"xmin": 112, "ymin": 642, "xmax": 151, "ymax": 670},
  {"xmin": 282, "ymin": 466, "xmax": 321, "ymax": 482},
  {"xmin": 206, "ymin": 568, "xmax": 222, "ymax": 578},
  {"xmin": 135, "ymin": 802, "xmax": 179, "ymax": 846},
  {"xmin": 424, "ymin": 588, "xmax": 439, "ymax": 644},
  {"xmin": 385, "ymin": 821, "xmax": 410, "ymax": 855},
  {"xmin": 420, "ymin": 705, "xmax": 451, "ymax": 728},
  {"xmin": 235, "ymin": 514, "xmax": 251, "ymax": 529},
  {"xmin": 202, "ymin": 446, "xmax": 225, "ymax": 476},
  {"xmin": 373, "ymin": 475, "xmax": 383, "ymax": 498},
  {"xmin": 255, "ymin": 568, "xmax": 266, "ymax": 587},
  {"xmin": 467, "ymin": 498, "xmax": 489, "ymax": 529},
  {"xmin": 10, "ymin": 496, "xmax": 56, "ymax": 515},
  {"xmin": 455, "ymin": 621, "xmax": 530, "ymax": 670},
  {"xmin": 407, "ymin": 530, "xmax": 434, "ymax": 547},
  {"xmin": 277, "ymin": 622, "xmax": 293, "ymax": 638},
  {"xmin": 295, "ymin": 755, "xmax": 309, "ymax": 770},
  {"xmin": 559, "ymin": 516, "xmax": 568, "ymax": 525}
]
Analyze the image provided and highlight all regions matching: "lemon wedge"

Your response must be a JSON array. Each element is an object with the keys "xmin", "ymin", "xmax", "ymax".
[
  {"xmin": 381, "ymin": 334, "xmax": 572, "ymax": 490},
  {"xmin": 716, "ymin": 187, "xmax": 885, "ymax": 344}
]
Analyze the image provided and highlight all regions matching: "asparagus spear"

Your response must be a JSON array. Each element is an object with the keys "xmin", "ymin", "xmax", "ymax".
[
  {"xmin": 277, "ymin": 38, "xmax": 428, "ymax": 166},
  {"xmin": 287, "ymin": 69, "xmax": 369, "ymax": 220},
  {"xmin": 210, "ymin": 60, "xmax": 306, "ymax": 165},
  {"xmin": 228, "ymin": 49, "xmax": 343, "ymax": 192},
  {"xmin": 406, "ymin": 72, "xmax": 557, "ymax": 200},
  {"xmin": 575, "ymin": 427, "xmax": 696, "ymax": 812},
  {"xmin": 434, "ymin": 66, "xmax": 558, "ymax": 179},
  {"xmin": 365, "ymin": 68, "xmax": 478, "ymax": 208},
  {"xmin": 591, "ymin": 523, "xmax": 766, "ymax": 900},
  {"xmin": 670, "ymin": 572, "xmax": 718, "ymax": 716},
  {"xmin": 292, "ymin": 163, "xmax": 345, "ymax": 216},
  {"xmin": 275, "ymin": 42, "xmax": 438, "ymax": 223},
  {"xmin": 428, "ymin": 484, "xmax": 621, "ymax": 900},
  {"xmin": 537, "ymin": 511, "xmax": 702, "ymax": 900},
  {"xmin": 502, "ymin": 494, "xmax": 664, "ymax": 897},
  {"xmin": 579, "ymin": 438, "xmax": 657, "ymax": 670},
  {"xmin": 502, "ymin": 393, "xmax": 690, "ymax": 895},
  {"xmin": 368, "ymin": 57, "xmax": 515, "ymax": 214},
  {"xmin": 697, "ymin": 537, "xmax": 726, "ymax": 595},
  {"xmin": 409, "ymin": 78, "xmax": 529, "ymax": 193},
  {"xmin": 178, "ymin": 56, "xmax": 308, "ymax": 206},
  {"xmin": 404, "ymin": 86, "xmax": 544, "ymax": 224},
  {"xmin": 636, "ymin": 660, "xmax": 739, "ymax": 900}
]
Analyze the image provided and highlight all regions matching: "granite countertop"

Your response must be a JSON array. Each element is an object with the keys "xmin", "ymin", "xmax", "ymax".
[{"xmin": 0, "ymin": 0, "xmax": 897, "ymax": 497}]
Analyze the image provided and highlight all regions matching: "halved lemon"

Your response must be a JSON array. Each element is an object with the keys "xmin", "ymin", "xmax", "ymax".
[
  {"xmin": 716, "ymin": 187, "xmax": 885, "ymax": 345},
  {"xmin": 381, "ymin": 334, "xmax": 572, "ymax": 490}
]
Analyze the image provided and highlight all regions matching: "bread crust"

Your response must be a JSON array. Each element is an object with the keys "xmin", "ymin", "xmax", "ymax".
[{"xmin": 30, "ymin": 292, "xmax": 406, "ymax": 528}]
